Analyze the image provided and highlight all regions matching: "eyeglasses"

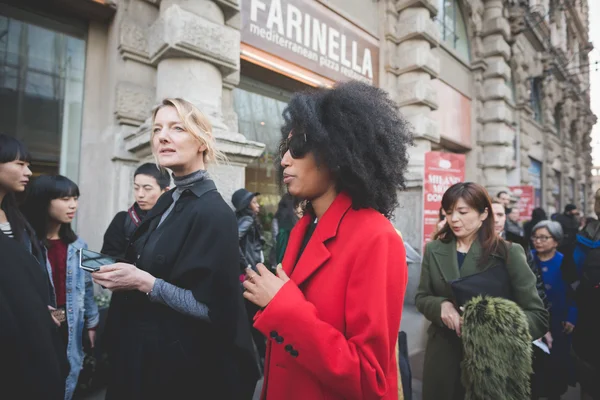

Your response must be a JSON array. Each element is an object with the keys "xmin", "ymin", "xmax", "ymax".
[
  {"xmin": 531, "ymin": 235, "xmax": 553, "ymax": 242},
  {"xmin": 278, "ymin": 131, "xmax": 310, "ymax": 159}
]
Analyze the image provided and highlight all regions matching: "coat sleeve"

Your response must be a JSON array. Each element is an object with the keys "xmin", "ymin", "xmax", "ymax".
[
  {"xmin": 507, "ymin": 244, "xmax": 549, "ymax": 340},
  {"xmin": 238, "ymin": 216, "xmax": 254, "ymax": 240},
  {"xmin": 415, "ymin": 244, "xmax": 450, "ymax": 327},
  {"xmin": 254, "ymin": 230, "xmax": 406, "ymax": 400},
  {"xmin": 81, "ymin": 242, "xmax": 100, "ymax": 328},
  {"xmin": 101, "ymin": 212, "xmax": 128, "ymax": 258}
]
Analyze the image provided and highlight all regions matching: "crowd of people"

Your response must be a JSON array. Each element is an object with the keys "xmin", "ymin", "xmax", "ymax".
[
  {"xmin": 0, "ymin": 81, "xmax": 413, "ymax": 400},
  {"xmin": 1, "ymin": 79, "xmax": 600, "ymax": 400},
  {"xmin": 424, "ymin": 187, "xmax": 600, "ymax": 400}
]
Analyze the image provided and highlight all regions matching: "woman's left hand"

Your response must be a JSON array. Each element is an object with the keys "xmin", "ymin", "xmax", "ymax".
[
  {"xmin": 243, "ymin": 264, "xmax": 289, "ymax": 308},
  {"xmin": 92, "ymin": 263, "xmax": 155, "ymax": 293},
  {"xmin": 562, "ymin": 321, "xmax": 575, "ymax": 334}
]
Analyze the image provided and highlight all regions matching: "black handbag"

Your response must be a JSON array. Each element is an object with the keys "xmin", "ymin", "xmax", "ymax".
[{"xmin": 450, "ymin": 261, "xmax": 514, "ymax": 307}]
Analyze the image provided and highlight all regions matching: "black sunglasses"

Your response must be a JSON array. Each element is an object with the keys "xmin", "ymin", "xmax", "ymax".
[{"xmin": 278, "ymin": 132, "xmax": 310, "ymax": 159}]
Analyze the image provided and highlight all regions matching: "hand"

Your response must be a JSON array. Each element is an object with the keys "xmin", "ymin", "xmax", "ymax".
[
  {"xmin": 562, "ymin": 321, "xmax": 575, "ymax": 335},
  {"xmin": 92, "ymin": 263, "xmax": 155, "ymax": 293},
  {"xmin": 243, "ymin": 264, "xmax": 290, "ymax": 308},
  {"xmin": 441, "ymin": 301, "xmax": 462, "ymax": 336},
  {"xmin": 48, "ymin": 305, "xmax": 61, "ymax": 327},
  {"xmin": 544, "ymin": 331, "xmax": 553, "ymax": 349},
  {"xmin": 88, "ymin": 329, "xmax": 96, "ymax": 348}
]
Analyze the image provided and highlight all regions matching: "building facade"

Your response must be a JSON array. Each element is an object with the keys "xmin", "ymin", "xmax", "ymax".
[{"xmin": 0, "ymin": 0, "xmax": 596, "ymax": 253}]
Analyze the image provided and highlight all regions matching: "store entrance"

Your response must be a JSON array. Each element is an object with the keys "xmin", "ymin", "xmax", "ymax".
[{"xmin": 233, "ymin": 64, "xmax": 310, "ymax": 259}]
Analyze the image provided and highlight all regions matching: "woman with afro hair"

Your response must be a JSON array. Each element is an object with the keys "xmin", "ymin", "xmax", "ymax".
[{"xmin": 243, "ymin": 81, "xmax": 412, "ymax": 400}]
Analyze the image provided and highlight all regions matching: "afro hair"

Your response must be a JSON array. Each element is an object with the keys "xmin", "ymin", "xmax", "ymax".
[{"xmin": 279, "ymin": 80, "xmax": 413, "ymax": 219}]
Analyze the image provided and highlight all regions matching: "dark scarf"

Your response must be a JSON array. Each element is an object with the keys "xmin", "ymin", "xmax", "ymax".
[
  {"xmin": 172, "ymin": 169, "xmax": 209, "ymax": 193},
  {"xmin": 157, "ymin": 170, "xmax": 209, "ymax": 227}
]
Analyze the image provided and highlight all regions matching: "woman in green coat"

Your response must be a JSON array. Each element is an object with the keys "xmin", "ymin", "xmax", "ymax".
[{"xmin": 415, "ymin": 183, "xmax": 548, "ymax": 400}]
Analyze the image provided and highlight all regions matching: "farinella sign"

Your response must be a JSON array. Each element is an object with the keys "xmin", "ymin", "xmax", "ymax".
[{"xmin": 242, "ymin": 0, "xmax": 379, "ymax": 85}]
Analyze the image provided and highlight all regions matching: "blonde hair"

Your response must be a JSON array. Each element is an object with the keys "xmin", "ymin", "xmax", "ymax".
[{"xmin": 151, "ymin": 98, "xmax": 226, "ymax": 165}]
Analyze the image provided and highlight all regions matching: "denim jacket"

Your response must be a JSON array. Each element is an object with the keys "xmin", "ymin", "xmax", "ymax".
[{"xmin": 45, "ymin": 237, "xmax": 100, "ymax": 400}]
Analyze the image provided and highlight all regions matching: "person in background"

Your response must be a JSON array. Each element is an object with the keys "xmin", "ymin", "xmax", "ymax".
[
  {"xmin": 21, "ymin": 175, "xmax": 100, "ymax": 400},
  {"xmin": 571, "ymin": 189, "xmax": 600, "ymax": 400},
  {"xmin": 524, "ymin": 207, "xmax": 548, "ymax": 243},
  {"xmin": 432, "ymin": 206, "xmax": 447, "ymax": 238},
  {"xmin": 0, "ymin": 134, "xmax": 44, "ymax": 263},
  {"xmin": 416, "ymin": 183, "xmax": 548, "ymax": 400},
  {"xmin": 0, "ymin": 232, "xmax": 70, "ymax": 399},
  {"xmin": 270, "ymin": 193, "xmax": 301, "ymax": 266},
  {"xmin": 505, "ymin": 206, "xmax": 524, "ymax": 237},
  {"xmin": 0, "ymin": 134, "xmax": 62, "ymax": 325},
  {"xmin": 243, "ymin": 81, "xmax": 411, "ymax": 399},
  {"xmin": 93, "ymin": 98, "xmax": 258, "ymax": 399},
  {"xmin": 529, "ymin": 221, "xmax": 576, "ymax": 400},
  {"xmin": 492, "ymin": 199, "xmax": 549, "ymax": 311},
  {"xmin": 233, "ymin": 188, "xmax": 264, "ymax": 270},
  {"xmin": 101, "ymin": 163, "xmax": 170, "ymax": 258},
  {"xmin": 554, "ymin": 204, "xmax": 580, "ymax": 257},
  {"xmin": 232, "ymin": 187, "xmax": 267, "ymax": 369},
  {"xmin": 497, "ymin": 190, "xmax": 511, "ymax": 208}
]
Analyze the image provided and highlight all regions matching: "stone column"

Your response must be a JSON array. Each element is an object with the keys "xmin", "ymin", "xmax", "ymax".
[
  {"xmin": 127, "ymin": 0, "xmax": 264, "ymax": 203},
  {"xmin": 383, "ymin": 0, "xmax": 439, "ymax": 252},
  {"xmin": 479, "ymin": 0, "xmax": 515, "ymax": 195}
]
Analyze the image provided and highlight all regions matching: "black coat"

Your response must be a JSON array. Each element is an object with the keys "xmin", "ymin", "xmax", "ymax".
[
  {"xmin": 104, "ymin": 179, "xmax": 259, "ymax": 400},
  {"xmin": 237, "ymin": 211, "xmax": 264, "ymax": 269},
  {"xmin": 0, "ymin": 233, "xmax": 69, "ymax": 400},
  {"xmin": 101, "ymin": 203, "xmax": 147, "ymax": 259}
]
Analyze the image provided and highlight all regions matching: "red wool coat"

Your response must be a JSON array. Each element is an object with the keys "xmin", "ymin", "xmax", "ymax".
[{"xmin": 254, "ymin": 193, "xmax": 407, "ymax": 400}]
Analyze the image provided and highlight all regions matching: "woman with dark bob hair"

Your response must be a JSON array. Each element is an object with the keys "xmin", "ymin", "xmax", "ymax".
[
  {"xmin": 415, "ymin": 182, "xmax": 548, "ymax": 400},
  {"xmin": 243, "ymin": 81, "xmax": 412, "ymax": 399}
]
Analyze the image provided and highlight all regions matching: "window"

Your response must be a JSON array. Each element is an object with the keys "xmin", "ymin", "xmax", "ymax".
[
  {"xmin": 553, "ymin": 102, "xmax": 562, "ymax": 136},
  {"xmin": 436, "ymin": 0, "xmax": 470, "ymax": 61},
  {"xmin": 570, "ymin": 120, "xmax": 578, "ymax": 147},
  {"xmin": 530, "ymin": 77, "xmax": 543, "ymax": 123},
  {"xmin": 233, "ymin": 77, "xmax": 292, "ymax": 226},
  {"xmin": 0, "ymin": 8, "xmax": 86, "ymax": 180},
  {"xmin": 528, "ymin": 157, "xmax": 543, "ymax": 208},
  {"xmin": 553, "ymin": 170, "xmax": 562, "ymax": 213}
]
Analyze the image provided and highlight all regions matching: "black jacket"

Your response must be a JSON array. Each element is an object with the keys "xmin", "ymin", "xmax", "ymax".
[
  {"xmin": 101, "ymin": 203, "xmax": 146, "ymax": 259},
  {"xmin": 104, "ymin": 179, "xmax": 259, "ymax": 399},
  {"xmin": 237, "ymin": 211, "xmax": 263, "ymax": 269},
  {"xmin": 555, "ymin": 213, "xmax": 579, "ymax": 248},
  {"xmin": 0, "ymin": 233, "xmax": 69, "ymax": 400}
]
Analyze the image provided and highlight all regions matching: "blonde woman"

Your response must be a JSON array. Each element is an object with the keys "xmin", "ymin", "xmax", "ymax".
[{"xmin": 93, "ymin": 99, "xmax": 259, "ymax": 399}]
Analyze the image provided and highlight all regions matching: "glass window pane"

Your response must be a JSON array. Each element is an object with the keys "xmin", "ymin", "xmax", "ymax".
[
  {"xmin": 234, "ymin": 80, "xmax": 292, "ymax": 225},
  {"xmin": 454, "ymin": 2, "xmax": 470, "ymax": 61},
  {"xmin": 0, "ymin": 12, "xmax": 86, "ymax": 179}
]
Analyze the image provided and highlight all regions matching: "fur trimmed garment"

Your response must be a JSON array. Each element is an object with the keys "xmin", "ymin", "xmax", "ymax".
[{"xmin": 461, "ymin": 296, "xmax": 533, "ymax": 400}]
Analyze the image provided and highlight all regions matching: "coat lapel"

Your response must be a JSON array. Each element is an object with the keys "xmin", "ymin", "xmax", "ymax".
[
  {"xmin": 431, "ymin": 239, "xmax": 460, "ymax": 283},
  {"xmin": 283, "ymin": 193, "xmax": 352, "ymax": 286},
  {"xmin": 459, "ymin": 239, "xmax": 483, "ymax": 277}
]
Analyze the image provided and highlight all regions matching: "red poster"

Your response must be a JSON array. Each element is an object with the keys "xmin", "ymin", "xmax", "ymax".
[
  {"xmin": 423, "ymin": 152, "xmax": 466, "ymax": 250},
  {"xmin": 508, "ymin": 185, "xmax": 535, "ymax": 223}
]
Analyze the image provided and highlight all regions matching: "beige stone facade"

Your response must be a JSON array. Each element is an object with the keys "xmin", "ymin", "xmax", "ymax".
[{"xmin": 1, "ymin": 0, "xmax": 595, "ymax": 252}]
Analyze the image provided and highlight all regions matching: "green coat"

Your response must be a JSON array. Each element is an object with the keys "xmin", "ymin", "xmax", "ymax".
[{"xmin": 415, "ymin": 238, "xmax": 548, "ymax": 400}]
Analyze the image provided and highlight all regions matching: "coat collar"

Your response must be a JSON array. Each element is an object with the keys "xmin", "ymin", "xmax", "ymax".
[
  {"xmin": 430, "ymin": 237, "xmax": 486, "ymax": 281},
  {"xmin": 144, "ymin": 179, "xmax": 217, "ymax": 222},
  {"xmin": 68, "ymin": 237, "xmax": 85, "ymax": 260},
  {"xmin": 282, "ymin": 192, "xmax": 352, "ymax": 286}
]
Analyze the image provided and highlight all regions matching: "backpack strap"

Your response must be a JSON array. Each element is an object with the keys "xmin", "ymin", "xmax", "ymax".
[{"xmin": 128, "ymin": 205, "xmax": 142, "ymax": 227}]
